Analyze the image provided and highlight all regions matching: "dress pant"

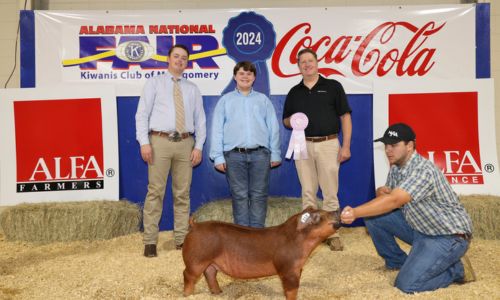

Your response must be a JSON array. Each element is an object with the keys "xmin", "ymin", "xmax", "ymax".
[
  {"xmin": 143, "ymin": 134, "xmax": 194, "ymax": 246},
  {"xmin": 295, "ymin": 138, "xmax": 340, "ymax": 237}
]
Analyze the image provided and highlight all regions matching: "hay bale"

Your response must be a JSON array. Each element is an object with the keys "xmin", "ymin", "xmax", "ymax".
[
  {"xmin": 0, "ymin": 200, "xmax": 141, "ymax": 243},
  {"xmin": 265, "ymin": 197, "xmax": 303, "ymax": 226},
  {"xmin": 194, "ymin": 196, "xmax": 500, "ymax": 240},
  {"xmin": 193, "ymin": 197, "xmax": 305, "ymax": 226},
  {"xmin": 460, "ymin": 195, "xmax": 499, "ymax": 240}
]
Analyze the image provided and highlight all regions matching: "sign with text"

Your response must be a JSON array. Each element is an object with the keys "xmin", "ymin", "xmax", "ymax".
[
  {"xmin": 28, "ymin": 5, "xmax": 476, "ymax": 96},
  {"xmin": 0, "ymin": 85, "xmax": 119, "ymax": 205},
  {"xmin": 373, "ymin": 79, "xmax": 500, "ymax": 195}
]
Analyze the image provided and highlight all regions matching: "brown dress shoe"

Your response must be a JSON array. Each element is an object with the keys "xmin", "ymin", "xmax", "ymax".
[{"xmin": 144, "ymin": 244, "xmax": 157, "ymax": 257}]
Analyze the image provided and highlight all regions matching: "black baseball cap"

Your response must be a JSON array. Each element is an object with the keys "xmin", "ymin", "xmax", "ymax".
[{"xmin": 374, "ymin": 123, "xmax": 416, "ymax": 145}]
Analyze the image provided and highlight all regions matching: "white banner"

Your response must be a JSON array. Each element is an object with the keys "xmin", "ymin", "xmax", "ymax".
[
  {"xmin": 32, "ymin": 5, "xmax": 476, "ymax": 96},
  {"xmin": 373, "ymin": 79, "xmax": 500, "ymax": 195},
  {"xmin": 0, "ymin": 85, "xmax": 119, "ymax": 205}
]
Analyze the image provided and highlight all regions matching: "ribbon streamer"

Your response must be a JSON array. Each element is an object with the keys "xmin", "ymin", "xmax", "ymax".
[{"xmin": 285, "ymin": 113, "xmax": 309, "ymax": 160}]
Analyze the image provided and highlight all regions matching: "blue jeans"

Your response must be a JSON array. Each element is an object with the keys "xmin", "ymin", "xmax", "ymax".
[
  {"xmin": 224, "ymin": 148, "xmax": 271, "ymax": 228},
  {"xmin": 364, "ymin": 209, "xmax": 469, "ymax": 293}
]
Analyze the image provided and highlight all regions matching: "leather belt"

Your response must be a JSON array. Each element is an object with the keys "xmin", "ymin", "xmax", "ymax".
[
  {"xmin": 455, "ymin": 233, "xmax": 472, "ymax": 241},
  {"xmin": 232, "ymin": 146, "xmax": 265, "ymax": 153},
  {"xmin": 305, "ymin": 134, "xmax": 338, "ymax": 143},
  {"xmin": 150, "ymin": 130, "xmax": 192, "ymax": 142}
]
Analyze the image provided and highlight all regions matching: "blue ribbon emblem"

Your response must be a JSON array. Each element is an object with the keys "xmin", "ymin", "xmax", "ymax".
[{"xmin": 222, "ymin": 12, "xmax": 276, "ymax": 96}]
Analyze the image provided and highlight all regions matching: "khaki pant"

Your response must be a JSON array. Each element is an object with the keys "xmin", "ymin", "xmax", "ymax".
[
  {"xmin": 295, "ymin": 138, "xmax": 340, "ymax": 238},
  {"xmin": 143, "ymin": 134, "xmax": 194, "ymax": 246}
]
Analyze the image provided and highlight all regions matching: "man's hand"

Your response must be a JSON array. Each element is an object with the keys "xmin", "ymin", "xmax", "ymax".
[
  {"xmin": 215, "ymin": 163, "xmax": 226, "ymax": 173},
  {"xmin": 341, "ymin": 206, "xmax": 356, "ymax": 224},
  {"xmin": 376, "ymin": 186, "xmax": 391, "ymax": 197},
  {"xmin": 140, "ymin": 144, "xmax": 153, "ymax": 164},
  {"xmin": 338, "ymin": 113, "xmax": 352, "ymax": 163},
  {"xmin": 270, "ymin": 161, "xmax": 281, "ymax": 168},
  {"xmin": 283, "ymin": 117, "xmax": 291, "ymax": 129},
  {"xmin": 337, "ymin": 146, "xmax": 351, "ymax": 163},
  {"xmin": 191, "ymin": 149, "xmax": 202, "ymax": 167}
]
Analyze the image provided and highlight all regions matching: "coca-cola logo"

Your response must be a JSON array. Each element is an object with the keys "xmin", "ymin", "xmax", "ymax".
[{"xmin": 272, "ymin": 21, "xmax": 445, "ymax": 78}]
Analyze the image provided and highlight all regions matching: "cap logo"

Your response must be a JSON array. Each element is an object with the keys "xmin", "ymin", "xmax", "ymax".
[{"xmin": 388, "ymin": 130, "xmax": 398, "ymax": 137}]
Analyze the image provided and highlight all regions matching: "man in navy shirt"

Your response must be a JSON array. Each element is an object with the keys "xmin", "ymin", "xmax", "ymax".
[{"xmin": 283, "ymin": 48, "xmax": 352, "ymax": 251}]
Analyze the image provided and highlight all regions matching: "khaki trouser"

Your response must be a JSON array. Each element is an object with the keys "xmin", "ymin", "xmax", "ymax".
[
  {"xmin": 295, "ymin": 138, "xmax": 341, "ymax": 238},
  {"xmin": 143, "ymin": 134, "xmax": 194, "ymax": 246}
]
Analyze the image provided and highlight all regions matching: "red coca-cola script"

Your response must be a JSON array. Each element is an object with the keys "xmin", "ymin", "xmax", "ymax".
[{"xmin": 272, "ymin": 21, "xmax": 445, "ymax": 78}]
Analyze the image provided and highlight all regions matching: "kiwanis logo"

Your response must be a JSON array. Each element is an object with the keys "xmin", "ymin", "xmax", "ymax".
[
  {"xmin": 116, "ymin": 41, "xmax": 154, "ymax": 62},
  {"xmin": 123, "ymin": 41, "xmax": 145, "ymax": 61},
  {"xmin": 14, "ymin": 99, "xmax": 105, "ymax": 193}
]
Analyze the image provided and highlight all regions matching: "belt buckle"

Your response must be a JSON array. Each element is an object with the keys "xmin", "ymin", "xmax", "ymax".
[{"xmin": 167, "ymin": 131, "xmax": 182, "ymax": 142}]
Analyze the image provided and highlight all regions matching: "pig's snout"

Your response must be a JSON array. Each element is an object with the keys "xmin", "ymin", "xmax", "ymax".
[{"xmin": 328, "ymin": 210, "xmax": 342, "ymax": 229}]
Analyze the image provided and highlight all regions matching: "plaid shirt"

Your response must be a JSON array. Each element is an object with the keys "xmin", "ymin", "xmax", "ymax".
[{"xmin": 386, "ymin": 152, "xmax": 473, "ymax": 236}]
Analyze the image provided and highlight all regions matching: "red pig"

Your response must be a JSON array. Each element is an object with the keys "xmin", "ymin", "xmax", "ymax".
[{"xmin": 182, "ymin": 207, "xmax": 341, "ymax": 300}]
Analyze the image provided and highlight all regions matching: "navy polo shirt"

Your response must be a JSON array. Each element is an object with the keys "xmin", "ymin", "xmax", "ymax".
[{"xmin": 283, "ymin": 76, "xmax": 351, "ymax": 137}]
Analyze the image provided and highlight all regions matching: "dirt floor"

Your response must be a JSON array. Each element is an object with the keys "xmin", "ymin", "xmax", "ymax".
[{"xmin": 0, "ymin": 227, "xmax": 498, "ymax": 300}]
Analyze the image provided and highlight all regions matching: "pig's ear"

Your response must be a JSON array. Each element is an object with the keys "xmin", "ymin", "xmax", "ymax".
[
  {"xmin": 301, "ymin": 206, "xmax": 315, "ymax": 214},
  {"xmin": 297, "ymin": 211, "xmax": 320, "ymax": 230}
]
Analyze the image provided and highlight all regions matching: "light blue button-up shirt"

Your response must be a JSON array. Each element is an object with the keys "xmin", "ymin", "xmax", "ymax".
[
  {"xmin": 135, "ymin": 72, "xmax": 206, "ymax": 150},
  {"xmin": 210, "ymin": 89, "xmax": 281, "ymax": 165}
]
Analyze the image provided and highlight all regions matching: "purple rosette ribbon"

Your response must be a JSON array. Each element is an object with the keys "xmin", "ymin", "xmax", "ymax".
[{"xmin": 286, "ymin": 113, "xmax": 309, "ymax": 160}]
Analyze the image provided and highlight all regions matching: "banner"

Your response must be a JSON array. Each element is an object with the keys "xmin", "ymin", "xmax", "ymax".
[
  {"xmin": 18, "ymin": 4, "xmax": 490, "ymax": 229},
  {"xmin": 0, "ymin": 85, "xmax": 119, "ymax": 205},
  {"xmin": 373, "ymin": 79, "xmax": 500, "ymax": 195},
  {"xmin": 27, "ymin": 5, "xmax": 476, "ymax": 96}
]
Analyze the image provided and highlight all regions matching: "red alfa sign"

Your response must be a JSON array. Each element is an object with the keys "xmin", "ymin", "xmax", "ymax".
[
  {"xmin": 389, "ymin": 92, "xmax": 483, "ymax": 184},
  {"xmin": 14, "ymin": 98, "xmax": 105, "ymax": 192}
]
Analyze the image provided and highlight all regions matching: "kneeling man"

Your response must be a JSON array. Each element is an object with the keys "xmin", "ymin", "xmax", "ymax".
[{"xmin": 341, "ymin": 123, "xmax": 475, "ymax": 293}]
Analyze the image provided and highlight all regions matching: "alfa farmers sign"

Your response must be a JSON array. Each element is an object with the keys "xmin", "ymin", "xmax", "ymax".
[
  {"xmin": 0, "ymin": 86, "xmax": 119, "ymax": 205},
  {"xmin": 373, "ymin": 79, "xmax": 500, "ymax": 195},
  {"xmin": 14, "ymin": 99, "xmax": 105, "ymax": 193}
]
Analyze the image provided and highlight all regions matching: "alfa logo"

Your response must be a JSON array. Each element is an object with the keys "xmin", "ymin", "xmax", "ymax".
[
  {"xmin": 14, "ymin": 98, "xmax": 105, "ymax": 192},
  {"xmin": 388, "ymin": 91, "xmax": 483, "ymax": 185}
]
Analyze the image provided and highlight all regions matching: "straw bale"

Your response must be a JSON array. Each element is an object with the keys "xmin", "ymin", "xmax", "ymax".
[
  {"xmin": 460, "ymin": 195, "xmax": 499, "ymax": 240},
  {"xmin": 196, "ymin": 196, "xmax": 499, "ymax": 240},
  {"xmin": 194, "ymin": 197, "xmax": 304, "ymax": 226},
  {"xmin": 0, "ymin": 200, "xmax": 141, "ymax": 243}
]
